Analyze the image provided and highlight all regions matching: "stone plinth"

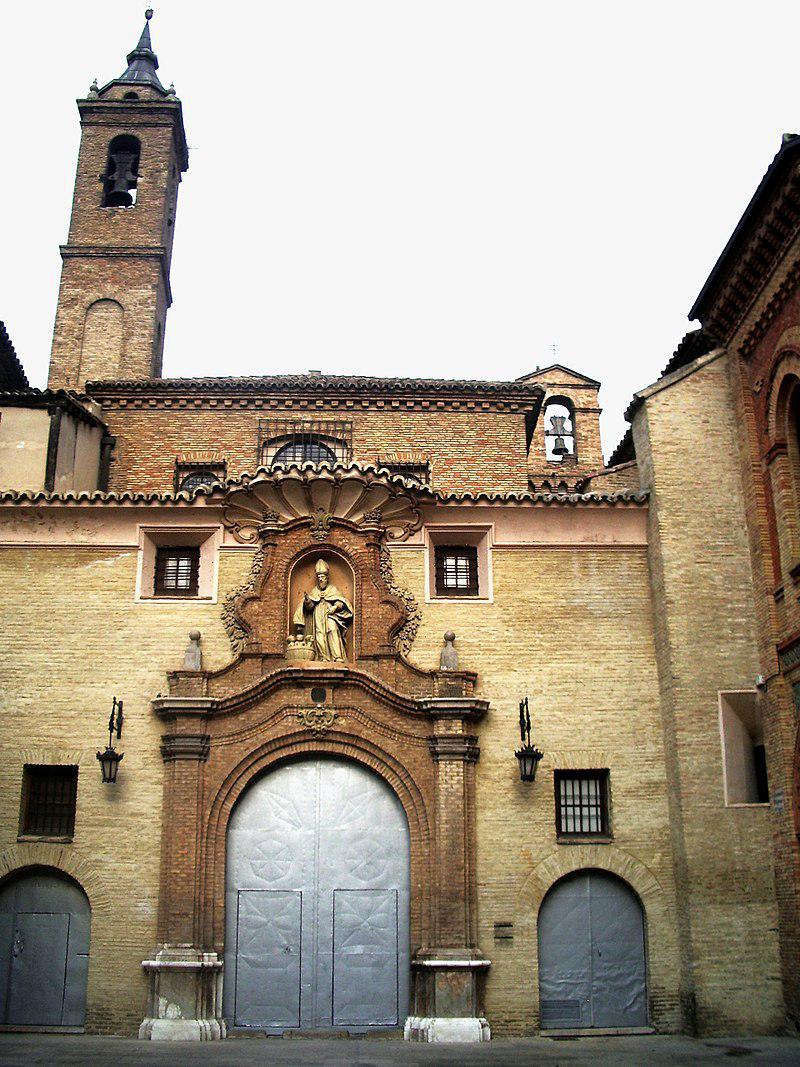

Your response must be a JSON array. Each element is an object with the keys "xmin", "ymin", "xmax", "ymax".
[{"xmin": 139, "ymin": 946, "xmax": 225, "ymax": 1041}]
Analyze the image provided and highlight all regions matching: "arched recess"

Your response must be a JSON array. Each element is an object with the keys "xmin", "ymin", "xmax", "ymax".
[
  {"xmin": 78, "ymin": 299, "xmax": 124, "ymax": 384},
  {"xmin": 222, "ymin": 754, "xmax": 411, "ymax": 1031},
  {"xmin": 765, "ymin": 350, "xmax": 800, "ymax": 568},
  {"xmin": 542, "ymin": 395, "xmax": 576, "ymax": 463},
  {"xmin": 288, "ymin": 547, "xmax": 356, "ymax": 661},
  {"xmin": 537, "ymin": 869, "xmax": 647, "ymax": 1029},
  {"xmin": 0, "ymin": 865, "xmax": 91, "ymax": 1028},
  {"xmin": 201, "ymin": 731, "xmax": 432, "ymax": 958}
]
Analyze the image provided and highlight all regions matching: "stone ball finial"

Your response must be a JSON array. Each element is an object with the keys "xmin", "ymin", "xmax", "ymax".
[
  {"xmin": 440, "ymin": 631, "xmax": 458, "ymax": 671},
  {"xmin": 184, "ymin": 630, "xmax": 202, "ymax": 671},
  {"xmin": 145, "ymin": 8, "xmax": 154, "ymax": 20}
]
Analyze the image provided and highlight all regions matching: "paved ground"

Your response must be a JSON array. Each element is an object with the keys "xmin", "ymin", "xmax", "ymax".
[{"xmin": 0, "ymin": 1034, "xmax": 798, "ymax": 1067}]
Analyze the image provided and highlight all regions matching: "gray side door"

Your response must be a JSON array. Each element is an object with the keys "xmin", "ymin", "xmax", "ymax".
[
  {"xmin": 0, "ymin": 870, "xmax": 91, "ymax": 1028},
  {"xmin": 225, "ymin": 758, "xmax": 410, "ymax": 1032},
  {"xmin": 538, "ymin": 869, "xmax": 647, "ymax": 1029}
]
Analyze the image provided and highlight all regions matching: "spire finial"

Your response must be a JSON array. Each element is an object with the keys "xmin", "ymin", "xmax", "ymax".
[{"xmin": 116, "ymin": 8, "xmax": 165, "ymax": 91}]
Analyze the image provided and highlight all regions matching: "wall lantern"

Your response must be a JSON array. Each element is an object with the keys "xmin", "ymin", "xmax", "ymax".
[
  {"xmin": 515, "ymin": 696, "xmax": 544, "ymax": 783},
  {"xmin": 96, "ymin": 696, "xmax": 124, "ymax": 784}
]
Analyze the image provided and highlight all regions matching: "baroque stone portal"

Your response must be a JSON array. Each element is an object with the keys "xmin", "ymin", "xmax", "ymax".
[{"xmin": 292, "ymin": 558, "xmax": 354, "ymax": 661}]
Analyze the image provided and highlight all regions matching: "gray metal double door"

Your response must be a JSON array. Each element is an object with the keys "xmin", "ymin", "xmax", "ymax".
[
  {"xmin": 538, "ymin": 869, "xmax": 647, "ymax": 1029},
  {"xmin": 224, "ymin": 758, "xmax": 410, "ymax": 1031},
  {"xmin": 0, "ymin": 870, "xmax": 90, "ymax": 1027}
]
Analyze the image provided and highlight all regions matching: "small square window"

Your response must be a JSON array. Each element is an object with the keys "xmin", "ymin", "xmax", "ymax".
[
  {"xmin": 20, "ymin": 765, "xmax": 78, "ymax": 839},
  {"xmin": 554, "ymin": 770, "xmax": 610, "ymax": 837},
  {"xmin": 154, "ymin": 545, "xmax": 200, "ymax": 596},
  {"xmin": 434, "ymin": 545, "xmax": 479, "ymax": 597}
]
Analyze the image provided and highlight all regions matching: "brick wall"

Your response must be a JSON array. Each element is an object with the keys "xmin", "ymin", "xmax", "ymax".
[
  {"xmin": 632, "ymin": 351, "xmax": 783, "ymax": 1033},
  {"xmin": 96, "ymin": 396, "xmax": 534, "ymax": 495}
]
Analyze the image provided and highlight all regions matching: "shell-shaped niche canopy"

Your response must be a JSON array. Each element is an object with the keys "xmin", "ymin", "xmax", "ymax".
[{"xmin": 221, "ymin": 463, "xmax": 425, "ymax": 544}]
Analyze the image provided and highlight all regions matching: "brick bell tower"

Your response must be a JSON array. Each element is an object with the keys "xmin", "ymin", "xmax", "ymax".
[{"xmin": 48, "ymin": 10, "xmax": 189, "ymax": 390}]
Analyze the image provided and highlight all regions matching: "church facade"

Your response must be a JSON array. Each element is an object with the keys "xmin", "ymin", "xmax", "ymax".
[{"xmin": 0, "ymin": 13, "xmax": 796, "ymax": 1042}]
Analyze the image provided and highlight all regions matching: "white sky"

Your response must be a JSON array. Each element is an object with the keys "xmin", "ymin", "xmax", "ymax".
[{"xmin": 2, "ymin": 1, "xmax": 798, "ymax": 458}]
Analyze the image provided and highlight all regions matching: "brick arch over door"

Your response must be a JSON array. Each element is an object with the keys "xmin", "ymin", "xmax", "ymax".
[
  {"xmin": 201, "ymin": 731, "xmax": 433, "ymax": 954},
  {"xmin": 511, "ymin": 846, "xmax": 681, "ymax": 1032},
  {"xmin": 0, "ymin": 844, "xmax": 113, "ymax": 917}
]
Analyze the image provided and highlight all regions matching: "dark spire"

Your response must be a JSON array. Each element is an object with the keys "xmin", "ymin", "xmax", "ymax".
[{"xmin": 118, "ymin": 9, "xmax": 165, "ymax": 91}]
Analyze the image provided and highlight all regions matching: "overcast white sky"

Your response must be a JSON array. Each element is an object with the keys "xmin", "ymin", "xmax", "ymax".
[{"xmin": 2, "ymin": 1, "xmax": 798, "ymax": 457}]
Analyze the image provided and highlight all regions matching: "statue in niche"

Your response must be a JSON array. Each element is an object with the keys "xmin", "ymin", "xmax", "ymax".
[{"xmin": 292, "ymin": 558, "xmax": 354, "ymax": 662}]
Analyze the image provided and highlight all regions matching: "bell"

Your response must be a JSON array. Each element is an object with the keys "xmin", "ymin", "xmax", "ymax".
[
  {"xmin": 551, "ymin": 436, "xmax": 570, "ymax": 456},
  {"xmin": 105, "ymin": 150, "xmax": 138, "ymax": 207}
]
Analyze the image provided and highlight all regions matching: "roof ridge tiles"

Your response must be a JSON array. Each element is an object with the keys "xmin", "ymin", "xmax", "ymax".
[{"xmin": 85, "ymin": 373, "xmax": 546, "ymax": 395}]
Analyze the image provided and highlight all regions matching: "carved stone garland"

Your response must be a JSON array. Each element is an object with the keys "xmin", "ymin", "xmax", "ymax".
[
  {"xmin": 379, "ymin": 544, "xmax": 422, "ymax": 658},
  {"xmin": 221, "ymin": 543, "xmax": 267, "ymax": 654}
]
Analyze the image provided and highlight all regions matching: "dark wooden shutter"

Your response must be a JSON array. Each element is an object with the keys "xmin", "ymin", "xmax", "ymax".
[
  {"xmin": 434, "ymin": 545, "xmax": 479, "ymax": 597},
  {"xmin": 154, "ymin": 546, "xmax": 200, "ymax": 596}
]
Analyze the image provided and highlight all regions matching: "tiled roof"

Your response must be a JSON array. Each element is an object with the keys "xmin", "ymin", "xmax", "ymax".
[
  {"xmin": 0, "ymin": 460, "xmax": 648, "ymax": 508},
  {"xmin": 689, "ymin": 134, "xmax": 800, "ymax": 324},
  {"xmin": 0, "ymin": 323, "xmax": 28, "ymax": 391},
  {"xmin": 0, "ymin": 388, "xmax": 106, "ymax": 428},
  {"xmin": 86, "ymin": 373, "xmax": 546, "ymax": 398}
]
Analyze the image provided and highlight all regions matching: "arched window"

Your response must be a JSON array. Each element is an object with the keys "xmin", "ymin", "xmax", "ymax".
[
  {"xmin": 102, "ymin": 134, "xmax": 141, "ymax": 207},
  {"xmin": 270, "ymin": 438, "xmax": 338, "ymax": 466},
  {"xmin": 543, "ymin": 398, "xmax": 576, "ymax": 462},
  {"xmin": 179, "ymin": 470, "xmax": 221, "ymax": 493}
]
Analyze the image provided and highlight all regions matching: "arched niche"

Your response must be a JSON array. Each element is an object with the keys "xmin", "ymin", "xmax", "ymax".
[
  {"xmin": 288, "ymin": 548, "xmax": 356, "ymax": 661},
  {"xmin": 765, "ymin": 354, "xmax": 800, "ymax": 568},
  {"xmin": 78, "ymin": 298, "xmax": 124, "ymax": 383},
  {"xmin": 542, "ymin": 395, "xmax": 576, "ymax": 463}
]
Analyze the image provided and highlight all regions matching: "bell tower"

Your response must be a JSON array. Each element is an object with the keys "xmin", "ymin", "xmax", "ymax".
[{"xmin": 48, "ymin": 10, "xmax": 189, "ymax": 390}]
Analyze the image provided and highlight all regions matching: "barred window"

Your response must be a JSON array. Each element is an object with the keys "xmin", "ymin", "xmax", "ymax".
[
  {"xmin": 21, "ymin": 765, "xmax": 78, "ymax": 838},
  {"xmin": 554, "ymin": 770, "xmax": 610, "ymax": 836},
  {"xmin": 434, "ymin": 545, "xmax": 479, "ymax": 597},
  {"xmin": 178, "ymin": 469, "xmax": 222, "ymax": 493},
  {"xmin": 385, "ymin": 462, "xmax": 430, "ymax": 485},
  {"xmin": 154, "ymin": 545, "xmax": 200, "ymax": 596},
  {"xmin": 259, "ymin": 419, "xmax": 352, "ymax": 468},
  {"xmin": 272, "ymin": 439, "xmax": 337, "ymax": 466}
]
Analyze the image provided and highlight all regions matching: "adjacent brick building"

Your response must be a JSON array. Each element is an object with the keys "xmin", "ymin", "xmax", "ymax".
[{"xmin": 0, "ymin": 11, "xmax": 796, "ymax": 1044}]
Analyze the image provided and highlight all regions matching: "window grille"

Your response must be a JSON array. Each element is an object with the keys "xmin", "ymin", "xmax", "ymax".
[
  {"xmin": 21, "ymin": 765, "xmax": 78, "ymax": 838},
  {"xmin": 258, "ymin": 418, "xmax": 352, "ymax": 468},
  {"xmin": 554, "ymin": 770, "xmax": 610, "ymax": 836},
  {"xmin": 154, "ymin": 545, "xmax": 200, "ymax": 596},
  {"xmin": 434, "ymin": 545, "xmax": 479, "ymax": 597},
  {"xmin": 385, "ymin": 462, "xmax": 430, "ymax": 485},
  {"xmin": 378, "ymin": 452, "xmax": 431, "ymax": 485},
  {"xmin": 178, "ymin": 469, "xmax": 222, "ymax": 493}
]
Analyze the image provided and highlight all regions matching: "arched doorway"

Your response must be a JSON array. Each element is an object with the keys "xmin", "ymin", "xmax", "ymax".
[
  {"xmin": 0, "ymin": 868, "xmax": 90, "ymax": 1027},
  {"xmin": 538, "ymin": 869, "xmax": 647, "ymax": 1029},
  {"xmin": 224, "ymin": 757, "xmax": 410, "ymax": 1032}
]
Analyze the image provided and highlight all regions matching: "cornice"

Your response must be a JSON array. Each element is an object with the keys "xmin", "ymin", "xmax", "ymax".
[
  {"xmin": 693, "ymin": 149, "xmax": 800, "ymax": 343},
  {"xmin": 59, "ymin": 245, "xmax": 173, "ymax": 306},
  {"xmin": 86, "ymin": 374, "xmax": 545, "ymax": 409}
]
